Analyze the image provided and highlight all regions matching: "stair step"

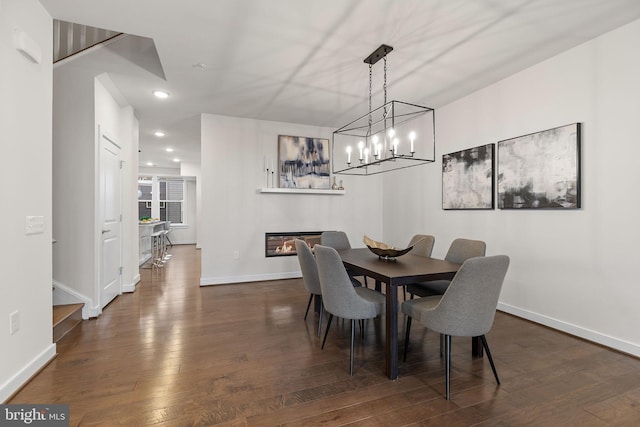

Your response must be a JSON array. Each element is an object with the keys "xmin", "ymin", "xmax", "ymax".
[{"xmin": 53, "ymin": 303, "xmax": 84, "ymax": 343}]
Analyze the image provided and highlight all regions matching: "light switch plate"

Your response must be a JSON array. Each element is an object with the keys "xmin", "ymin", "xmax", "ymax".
[{"xmin": 26, "ymin": 216, "xmax": 45, "ymax": 235}]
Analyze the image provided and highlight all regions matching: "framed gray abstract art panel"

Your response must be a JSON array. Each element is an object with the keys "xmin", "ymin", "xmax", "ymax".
[
  {"xmin": 498, "ymin": 123, "xmax": 581, "ymax": 209},
  {"xmin": 278, "ymin": 135, "xmax": 330, "ymax": 189},
  {"xmin": 442, "ymin": 143, "xmax": 494, "ymax": 210}
]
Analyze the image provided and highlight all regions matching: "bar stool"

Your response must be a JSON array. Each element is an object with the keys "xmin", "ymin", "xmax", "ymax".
[
  {"xmin": 164, "ymin": 221, "xmax": 174, "ymax": 248},
  {"xmin": 150, "ymin": 230, "xmax": 165, "ymax": 270}
]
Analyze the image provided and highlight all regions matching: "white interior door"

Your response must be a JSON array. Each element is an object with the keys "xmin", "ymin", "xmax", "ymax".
[{"xmin": 100, "ymin": 130, "xmax": 122, "ymax": 309}]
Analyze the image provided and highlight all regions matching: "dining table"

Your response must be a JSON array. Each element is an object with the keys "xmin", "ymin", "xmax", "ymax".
[{"xmin": 337, "ymin": 247, "xmax": 480, "ymax": 380}]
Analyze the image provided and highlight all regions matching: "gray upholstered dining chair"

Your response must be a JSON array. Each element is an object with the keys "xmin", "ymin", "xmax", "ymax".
[
  {"xmin": 406, "ymin": 238, "xmax": 486, "ymax": 299},
  {"xmin": 294, "ymin": 239, "xmax": 324, "ymax": 336},
  {"xmin": 314, "ymin": 245, "xmax": 386, "ymax": 375},
  {"xmin": 402, "ymin": 234, "xmax": 436, "ymax": 299},
  {"xmin": 320, "ymin": 231, "xmax": 352, "ymax": 250},
  {"xmin": 320, "ymin": 231, "xmax": 366, "ymax": 287},
  {"xmin": 401, "ymin": 255, "xmax": 510, "ymax": 400},
  {"xmin": 408, "ymin": 234, "xmax": 435, "ymax": 258}
]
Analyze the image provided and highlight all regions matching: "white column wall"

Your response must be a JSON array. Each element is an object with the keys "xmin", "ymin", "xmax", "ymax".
[
  {"xmin": 52, "ymin": 67, "xmax": 138, "ymax": 316},
  {"xmin": 200, "ymin": 114, "xmax": 382, "ymax": 285},
  {"xmin": 383, "ymin": 18, "xmax": 640, "ymax": 355},
  {"xmin": 0, "ymin": 0, "xmax": 54, "ymax": 402}
]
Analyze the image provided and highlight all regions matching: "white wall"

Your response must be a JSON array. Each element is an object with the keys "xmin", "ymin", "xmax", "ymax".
[
  {"xmin": 200, "ymin": 114, "xmax": 382, "ymax": 285},
  {"xmin": 51, "ymin": 55, "xmax": 96, "ymax": 311},
  {"xmin": 0, "ymin": 0, "xmax": 54, "ymax": 402},
  {"xmin": 121, "ymin": 106, "xmax": 140, "ymax": 291},
  {"xmin": 383, "ymin": 18, "xmax": 640, "ymax": 356},
  {"xmin": 53, "ymin": 65, "xmax": 139, "ymax": 316}
]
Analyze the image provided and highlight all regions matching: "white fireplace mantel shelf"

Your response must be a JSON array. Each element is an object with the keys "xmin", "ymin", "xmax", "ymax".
[{"xmin": 258, "ymin": 188, "xmax": 345, "ymax": 195}]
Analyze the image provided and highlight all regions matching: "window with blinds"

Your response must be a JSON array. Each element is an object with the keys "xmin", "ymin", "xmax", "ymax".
[
  {"xmin": 138, "ymin": 179, "xmax": 152, "ymax": 219},
  {"xmin": 137, "ymin": 177, "xmax": 185, "ymax": 225},
  {"xmin": 159, "ymin": 179, "xmax": 184, "ymax": 224}
]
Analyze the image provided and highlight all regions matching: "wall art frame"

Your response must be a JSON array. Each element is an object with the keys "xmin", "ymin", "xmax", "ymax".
[
  {"xmin": 498, "ymin": 122, "xmax": 581, "ymax": 209},
  {"xmin": 278, "ymin": 135, "xmax": 330, "ymax": 189},
  {"xmin": 442, "ymin": 143, "xmax": 495, "ymax": 210}
]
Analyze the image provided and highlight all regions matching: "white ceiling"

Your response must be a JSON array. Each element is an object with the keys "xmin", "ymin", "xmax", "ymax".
[{"xmin": 39, "ymin": 0, "xmax": 640, "ymax": 169}]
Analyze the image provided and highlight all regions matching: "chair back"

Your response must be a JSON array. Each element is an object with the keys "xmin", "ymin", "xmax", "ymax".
[
  {"xmin": 408, "ymin": 234, "xmax": 435, "ymax": 258},
  {"xmin": 320, "ymin": 231, "xmax": 351, "ymax": 250},
  {"xmin": 423, "ymin": 255, "xmax": 510, "ymax": 337},
  {"xmin": 445, "ymin": 238, "xmax": 486, "ymax": 264},
  {"xmin": 314, "ymin": 245, "xmax": 379, "ymax": 320},
  {"xmin": 294, "ymin": 240, "xmax": 321, "ymax": 296}
]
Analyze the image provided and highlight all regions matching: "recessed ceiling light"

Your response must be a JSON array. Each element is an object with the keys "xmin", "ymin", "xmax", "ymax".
[
  {"xmin": 192, "ymin": 63, "xmax": 207, "ymax": 70},
  {"xmin": 166, "ymin": 148, "xmax": 174, "ymax": 152},
  {"xmin": 146, "ymin": 162, "xmax": 154, "ymax": 166},
  {"xmin": 173, "ymin": 158, "xmax": 180, "ymax": 162},
  {"xmin": 152, "ymin": 90, "xmax": 170, "ymax": 99},
  {"xmin": 154, "ymin": 131, "xmax": 165, "ymax": 137}
]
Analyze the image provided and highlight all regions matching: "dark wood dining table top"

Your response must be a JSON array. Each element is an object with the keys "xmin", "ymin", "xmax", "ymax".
[{"xmin": 337, "ymin": 248, "xmax": 460, "ymax": 285}]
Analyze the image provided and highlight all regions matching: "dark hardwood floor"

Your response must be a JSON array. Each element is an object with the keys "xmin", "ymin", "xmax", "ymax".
[{"xmin": 11, "ymin": 245, "xmax": 640, "ymax": 425}]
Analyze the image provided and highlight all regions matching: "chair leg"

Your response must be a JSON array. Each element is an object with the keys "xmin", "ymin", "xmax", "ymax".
[
  {"xmin": 445, "ymin": 334, "xmax": 452, "ymax": 400},
  {"xmin": 350, "ymin": 319, "xmax": 355, "ymax": 376},
  {"xmin": 317, "ymin": 303, "xmax": 323, "ymax": 337},
  {"xmin": 403, "ymin": 316, "xmax": 412, "ymax": 362},
  {"xmin": 481, "ymin": 335, "xmax": 500, "ymax": 385},
  {"xmin": 321, "ymin": 314, "xmax": 334, "ymax": 349},
  {"xmin": 403, "ymin": 287, "xmax": 407, "ymax": 300},
  {"xmin": 304, "ymin": 294, "xmax": 313, "ymax": 320},
  {"xmin": 439, "ymin": 333, "xmax": 444, "ymax": 358}
]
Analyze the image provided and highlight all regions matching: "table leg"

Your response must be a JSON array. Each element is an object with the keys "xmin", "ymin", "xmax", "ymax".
[{"xmin": 384, "ymin": 282, "xmax": 399, "ymax": 380}]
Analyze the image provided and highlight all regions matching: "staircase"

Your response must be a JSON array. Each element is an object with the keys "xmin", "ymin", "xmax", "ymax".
[{"xmin": 52, "ymin": 304, "xmax": 84, "ymax": 343}]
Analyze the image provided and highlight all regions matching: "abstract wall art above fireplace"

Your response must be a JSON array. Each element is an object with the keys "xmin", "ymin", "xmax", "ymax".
[{"xmin": 278, "ymin": 135, "xmax": 330, "ymax": 189}]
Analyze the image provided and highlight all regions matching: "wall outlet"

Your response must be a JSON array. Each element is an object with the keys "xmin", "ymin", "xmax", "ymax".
[
  {"xmin": 233, "ymin": 250, "xmax": 239, "ymax": 259},
  {"xmin": 10, "ymin": 311, "xmax": 19, "ymax": 335}
]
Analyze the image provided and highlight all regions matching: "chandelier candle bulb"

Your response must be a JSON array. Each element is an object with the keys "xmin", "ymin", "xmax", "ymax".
[
  {"xmin": 409, "ymin": 131, "xmax": 416, "ymax": 153},
  {"xmin": 364, "ymin": 147, "xmax": 370, "ymax": 164},
  {"xmin": 346, "ymin": 146, "xmax": 352, "ymax": 164},
  {"xmin": 393, "ymin": 138, "xmax": 399, "ymax": 156},
  {"xmin": 358, "ymin": 141, "xmax": 364, "ymax": 160}
]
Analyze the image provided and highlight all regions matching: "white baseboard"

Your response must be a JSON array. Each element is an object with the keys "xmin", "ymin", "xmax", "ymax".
[
  {"xmin": 52, "ymin": 280, "xmax": 99, "ymax": 319},
  {"xmin": 122, "ymin": 274, "xmax": 140, "ymax": 293},
  {"xmin": 497, "ymin": 302, "xmax": 640, "ymax": 357},
  {"xmin": 0, "ymin": 344, "xmax": 56, "ymax": 403},
  {"xmin": 200, "ymin": 271, "xmax": 301, "ymax": 286}
]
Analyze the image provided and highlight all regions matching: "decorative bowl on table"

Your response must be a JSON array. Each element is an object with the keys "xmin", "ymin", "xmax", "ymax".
[{"xmin": 363, "ymin": 235, "xmax": 414, "ymax": 260}]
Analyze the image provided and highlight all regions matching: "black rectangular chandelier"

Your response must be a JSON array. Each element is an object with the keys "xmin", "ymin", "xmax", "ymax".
[{"xmin": 332, "ymin": 45, "xmax": 435, "ymax": 176}]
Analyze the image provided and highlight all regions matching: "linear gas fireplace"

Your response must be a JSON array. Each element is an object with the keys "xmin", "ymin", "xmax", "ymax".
[{"xmin": 265, "ymin": 231, "xmax": 323, "ymax": 257}]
